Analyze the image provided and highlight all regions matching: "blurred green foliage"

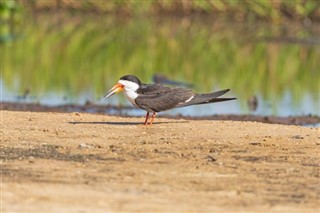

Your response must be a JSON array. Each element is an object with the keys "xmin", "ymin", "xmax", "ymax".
[
  {"xmin": 0, "ymin": 0, "xmax": 19, "ymax": 19},
  {"xmin": 1, "ymin": 14, "xmax": 319, "ymax": 113},
  {"xmin": 17, "ymin": 0, "xmax": 320, "ymax": 21},
  {"xmin": 0, "ymin": 0, "xmax": 319, "ymax": 114}
]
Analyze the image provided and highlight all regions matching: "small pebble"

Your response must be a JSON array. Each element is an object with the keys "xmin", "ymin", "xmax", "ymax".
[
  {"xmin": 79, "ymin": 143, "xmax": 94, "ymax": 149},
  {"xmin": 291, "ymin": 135, "xmax": 304, "ymax": 140},
  {"xmin": 28, "ymin": 156, "xmax": 35, "ymax": 163},
  {"xmin": 206, "ymin": 155, "xmax": 217, "ymax": 162},
  {"xmin": 249, "ymin": 142, "xmax": 261, "ymax": 146}
]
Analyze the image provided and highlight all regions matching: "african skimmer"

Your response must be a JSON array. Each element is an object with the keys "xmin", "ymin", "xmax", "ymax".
[{"xmin": 102, "ymin": 75, "xmax": 236, "ymax": 125}]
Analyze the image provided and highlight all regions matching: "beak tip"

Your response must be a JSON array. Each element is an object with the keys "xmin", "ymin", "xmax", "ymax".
[
  {"xmin": 101, "ymin": 93, "xmax": 113, "ymax": 101},
  {"xmin": 101, "ymin": 83, "xmax": 124, "ymax": 102}
]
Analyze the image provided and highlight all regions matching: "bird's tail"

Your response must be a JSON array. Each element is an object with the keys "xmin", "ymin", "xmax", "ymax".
[{"xmin": 177, "ymin": 89, "xmax": 236, "ymax": 108}]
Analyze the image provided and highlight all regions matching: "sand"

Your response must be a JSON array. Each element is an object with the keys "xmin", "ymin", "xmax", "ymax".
[{"xmin": 1, "ymin": 110, "xmax": 319, "ymax": 212}]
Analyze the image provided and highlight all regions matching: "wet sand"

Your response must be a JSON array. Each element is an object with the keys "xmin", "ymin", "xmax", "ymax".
[{"xmin": 1, "ymin": 110, "xmax": 319, "ymax": 212}]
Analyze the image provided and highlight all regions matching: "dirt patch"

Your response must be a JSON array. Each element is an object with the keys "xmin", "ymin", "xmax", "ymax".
[{"xmin": 1, "ymin": 110, "xmax": 319, "ymax": 212}]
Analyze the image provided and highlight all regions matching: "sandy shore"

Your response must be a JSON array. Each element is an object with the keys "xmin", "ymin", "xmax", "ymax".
[
  {"xmin": 1, "ymin": 110, "xmax": 319, "ymax": 212},
  {"xmin": 2, "ymin": 101, "xmax": 320, "ymax": 126}
]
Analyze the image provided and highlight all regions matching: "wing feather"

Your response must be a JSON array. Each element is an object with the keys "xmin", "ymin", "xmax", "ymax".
[{"xmin": 135, "ymin": 86, "xmax": 193, "ymax": 112}]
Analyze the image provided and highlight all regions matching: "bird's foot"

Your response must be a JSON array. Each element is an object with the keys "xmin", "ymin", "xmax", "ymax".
[{"xmin": 143, "ymin": 112, "xmax": 156, "ymax": 126}]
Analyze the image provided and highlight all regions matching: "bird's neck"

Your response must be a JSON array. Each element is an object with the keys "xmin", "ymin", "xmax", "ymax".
[{"xmin": 124, "ymin": 89, "xmax": 139, "ymax": 107}]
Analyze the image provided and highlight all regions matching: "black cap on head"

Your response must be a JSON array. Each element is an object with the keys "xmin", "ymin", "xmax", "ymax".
[{"xmin": 120, "ymin": 75, "xmax": 141, "ymax": 85}]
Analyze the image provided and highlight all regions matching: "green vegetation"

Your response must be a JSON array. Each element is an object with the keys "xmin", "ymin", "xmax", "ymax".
[
  {"xmin": 1, "ymin": 15, "xmax": 319, "ymax": 113},
  {"xmin": 0, "ymin": 0, "xmax": 319, "ymax": 114},
  {"xmin": 15, "ymin": 0, "xmax": 320, "ymax": 22}
]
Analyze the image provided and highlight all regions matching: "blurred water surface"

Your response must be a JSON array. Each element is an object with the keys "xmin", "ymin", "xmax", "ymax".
[{"xmin": 1, "ymin": 14, "xmax": 319, "ymax": 116}]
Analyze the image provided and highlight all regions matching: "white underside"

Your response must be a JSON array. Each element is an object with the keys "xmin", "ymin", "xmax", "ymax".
[{"xmin": 124, "ymin": 90, "xmax": 139, "ymax": 107}]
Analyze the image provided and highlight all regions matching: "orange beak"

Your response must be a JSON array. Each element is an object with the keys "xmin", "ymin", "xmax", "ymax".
[{"xmin": 102, "ymin": 83, "xmax": 124, "ymax": 101}]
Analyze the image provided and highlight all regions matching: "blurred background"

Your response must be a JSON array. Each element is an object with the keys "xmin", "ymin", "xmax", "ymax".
[{"xmin": 1, "ymin": 0, "xmax": 320, "ymax": 119}]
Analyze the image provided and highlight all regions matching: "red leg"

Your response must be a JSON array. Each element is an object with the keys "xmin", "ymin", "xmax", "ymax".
[
  {"xmin": 143, "ymin": 112, "xmax": 150, "ymax": 125},
  {"xmin": 149, "ymin": 112, "xmax": 156, "ymax": 125}
]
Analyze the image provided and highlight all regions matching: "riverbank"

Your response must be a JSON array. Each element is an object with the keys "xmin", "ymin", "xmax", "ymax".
[
  {"xmin": 1, "ymin": 101, "xmax": 319, "ymax": 126},
  {"xmin": 1, "ymin": 110, "xmax": 319, "ymax": 212}
]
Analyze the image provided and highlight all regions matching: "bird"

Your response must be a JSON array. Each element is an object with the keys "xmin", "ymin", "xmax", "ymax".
[{"xmin": 102, "ymin": 75, "xmax": 236, "ymax": 125}]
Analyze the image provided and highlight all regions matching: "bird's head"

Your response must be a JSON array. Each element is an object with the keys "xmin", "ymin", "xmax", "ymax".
[{"xmin": 102, "ymin": 75, "xmax": 141, "ymax": 100}]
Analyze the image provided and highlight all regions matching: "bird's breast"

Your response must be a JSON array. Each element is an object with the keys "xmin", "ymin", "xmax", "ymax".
[{"xmin": 124, "ymin": 90, "xmax": 139, "ymax": 108}]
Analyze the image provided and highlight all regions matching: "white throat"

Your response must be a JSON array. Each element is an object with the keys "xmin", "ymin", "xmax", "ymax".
[{"xmin": 118, "ymin": 79, "xmax": 139, "ymax": 107}]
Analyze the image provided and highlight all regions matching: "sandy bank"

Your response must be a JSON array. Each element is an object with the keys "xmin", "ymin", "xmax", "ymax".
[{"xmin": 1, "ymin": 111, "xmax": 319, "ymax": 212}]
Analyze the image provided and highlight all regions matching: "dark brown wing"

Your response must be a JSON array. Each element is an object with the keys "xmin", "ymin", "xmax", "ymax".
[
  {"xmin": 135, "ymin": 85, "xmax": 194, "ymax": 112},
  {"xmin": 137, "ymin": 83, "xmax": 172, "ymax": 94}
]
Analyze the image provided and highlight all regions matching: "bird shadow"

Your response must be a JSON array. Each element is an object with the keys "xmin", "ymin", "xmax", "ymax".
[{"xmin": 69, "ymin": 120, "xmax": 188, "ymax": 126}]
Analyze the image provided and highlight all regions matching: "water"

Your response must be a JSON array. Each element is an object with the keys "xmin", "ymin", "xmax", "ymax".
[{"xmin": 1, "ymin": 14, "xmax": 320, "ymax": 117}]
